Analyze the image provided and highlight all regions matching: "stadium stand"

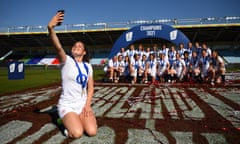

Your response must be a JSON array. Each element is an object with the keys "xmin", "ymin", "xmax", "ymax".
[
  {"xmin": 90, "ymin": 53, "xmax": 109, "ymax": 65},
  {"xmin": 0, "ymin": 16, "xmax": 239, "ymax": 67},
  {"xmin": 218, "ymin": 50, "xmax": 240, "ymax": 64},
  {"xmin": 38, "ymin": 55, "xmax": 58, "ymax": 65},
  {"xmin": 22, "ymin": 55, "xmax": 59, "ymax": 65},
  {"xmin": 25, "ymin": 57, "xmax": 43, "ymax": 65}
]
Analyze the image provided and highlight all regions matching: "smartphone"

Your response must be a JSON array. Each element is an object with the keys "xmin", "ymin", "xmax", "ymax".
[{"xmin": 57, "ymin": 10, "xmax": 65, "ymax": 26}]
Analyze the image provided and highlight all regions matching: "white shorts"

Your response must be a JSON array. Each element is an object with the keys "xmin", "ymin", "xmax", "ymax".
[
  {"xmin": 131, "ymin": 69, "xmax": 138, "ymax": 77},
  {"xmin": 202, "ymin": 68, "xmax": 208, "ymax": 77},
  {"xmin": 147, "ymin": 68, "xmax": 156, "ymax": 77},
  {"xmin": 158, "ymin": 68, "xmax": 167, "ymax": 76},
  {"xmin": 58, "ymin": 105, "xmax": 84, "ymax": 118},
  {"xmin": 57, "ymin": 97, "xmax": 87, "ymax": 118},
  {"xmin": 176, "ymin": 68, "xmax": 183, "ymax": 78}
]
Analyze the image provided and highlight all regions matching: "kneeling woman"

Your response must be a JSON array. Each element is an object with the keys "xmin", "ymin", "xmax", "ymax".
[{"xmin": 48, "ymin": 12, "xmax": 97, "ymax": 138}]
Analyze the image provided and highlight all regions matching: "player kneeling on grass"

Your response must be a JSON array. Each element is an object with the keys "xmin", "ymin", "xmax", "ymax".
[
  {"xmin": 107, "ymin": 55, "xmax": 121, "ymax": 83},
  {"xmin": 210, "ymin": 50, "xmax": 226, "ymax": 83},
  {"xmin": 183, "ymin": 51, "xmax": 191, "ymax": 82},
  {"xmin": 167, "ymin": 65, "xmax": 177, "ymax": 83},
  {"xmin": 189, "ymin": 51, "xmax": 202, "ymax": 83},
  {"xmin": 173, "ymin": 53, "xmax": 186, "ymax": 82},
  {"xmin": 122, "ymin": 55, "xmax": 131, "ymax": 82},
  {"xmin": 156, "ymin": 53, "xmax": 170, "ymax": 82},
  {"xmin": 139, "ymin": 54, "xmax": 148, "ymax": 83},
  {"xmin": 199, "ymin": 49, "xmax": 215, "ymax": 85},
  {"xmin": 48, "ymin": 11, "xmax": 97, "ymax": 138},
  {"xmin": 144, "ymin": 53, "xmax": 157, "ymax": 83},
  {"xmin": 130, "ymin": 54, "xmax": 142, "ymax": 84},
  {"xmin": 116, "ymin": 54, "xmax": 126, "ymax": 83}
]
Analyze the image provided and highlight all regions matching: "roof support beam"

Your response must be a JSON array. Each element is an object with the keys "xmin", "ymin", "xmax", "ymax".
[
  {"xmin": 234, "ymin": 33, "xmax": 240, "ymax": 42},
  {"xmin": 192, "ymin": 31, "xmax": 198, "ymax": 42},
  {"xmin": 213, "ymin": 30, "xmax": 223, "ymax": 42},
  {"xmin": 0, "ymin": 38, "xmax": 12, "ymax": 48},
  {"xmin": 30, "ymin": 35, "xmax": 45, "ymax": 47},
  {"xmin": 105, "ymin": 31, "xmax": 113, "ymax": 44},
  {"xmin": 84, "ymin": 33, "xmax": 95, "ymax": 45},
  {"xmin": 11, "ymin": 36, "xmax": 26, "ymax": 47},
  {"xmin": 67, "ymin": 33, "xmax": 76, "ymax": 43}
]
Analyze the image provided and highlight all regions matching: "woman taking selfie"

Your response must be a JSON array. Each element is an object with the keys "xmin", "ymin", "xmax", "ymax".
[{"xmin": 48, "ymin": 11, "xmax": 97, "ymax": 138}]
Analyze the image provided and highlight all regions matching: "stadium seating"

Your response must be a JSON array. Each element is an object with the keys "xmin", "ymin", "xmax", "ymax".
[
  {"xmin": 38, "ymin": 55, "xmax": 59, "ymax": 65},
  {"xmin": 218, "ymin": 50, "xmax": 240, "ymax": 64},
  {"xmin": 22, "ymin": 53, "xmax": 108, "ymax": 65},
  {"xmin": 23, "ymin": 55, "xmax": 59, "ymax": 65},
  {"xmin": 90, "ymin": 53, "xmax": 109, "ymax": 65},
  {"xmin": 25, "ymin": 57, "xmax": 43, "ymax": 65}
]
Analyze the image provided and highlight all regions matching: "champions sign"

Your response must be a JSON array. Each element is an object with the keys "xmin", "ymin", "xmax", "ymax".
[{"xmin": 109, "ymin": 24, "xmax": 190, "ymax": 58}]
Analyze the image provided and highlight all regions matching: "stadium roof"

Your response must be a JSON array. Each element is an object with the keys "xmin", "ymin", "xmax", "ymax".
[{"xmin": 0, "ymin": 16, "xmax": 240, "ymax": 50}]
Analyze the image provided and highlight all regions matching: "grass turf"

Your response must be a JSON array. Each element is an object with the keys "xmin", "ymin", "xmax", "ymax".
[
  {"xmin": 0, "ymin": 65, "xmax": 239, "ymax": 95},
  {"xmin": 0, "ymin": 66, "xmax": 104, "ymax": 95}
]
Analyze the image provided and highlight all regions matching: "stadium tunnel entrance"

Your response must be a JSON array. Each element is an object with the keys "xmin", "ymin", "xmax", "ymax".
[{"xmin": 108, "ymin": 24, "xmax": 190, "ymax": 58}]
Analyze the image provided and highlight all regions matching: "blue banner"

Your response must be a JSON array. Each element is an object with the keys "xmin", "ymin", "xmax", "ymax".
[
  {"xmin": 8, "ymin": 61, "xmax": 25, "ymax": 80},
  {"xmin": 109, "ymin": 24, "xmax": 190, "ymax": 58}
]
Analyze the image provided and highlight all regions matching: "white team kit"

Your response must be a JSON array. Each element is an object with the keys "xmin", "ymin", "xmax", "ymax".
[
  {"xmin": 213, "ymin": 56, "xmax": 225, "ymax": 70},
  {"xmin": 108, "ymin": 59, "xmax": 118, "ymax": 69},
  {"xmin": 146, "ymin": 59, "xmax": 157, "ymax": 77},
  {"xmin": 108, "ymin": 43, "xmax": 225, "ymax": 84},
  {"xmin": 157, "ymin": 58, "xmax": 169, "ymax": 76},
  {"xmin": 174, "ymin": 59, "xmax": 186, "ymax": 78},
  {"xmin": 200, "ymin": 56, "xmax": 210, "ymax": 77},
  {"xmin": 58, "ymin": 55, "xmax": 93, "ymax": 118},
  {"xmin": 131, "ymin": 59, "xmax": 142, "ymax": 77}
]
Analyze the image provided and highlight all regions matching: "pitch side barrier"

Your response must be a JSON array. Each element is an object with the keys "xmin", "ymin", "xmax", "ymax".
[{"xmin": 0, "ymin": 16, "xmax": 239, "ymax": 34}]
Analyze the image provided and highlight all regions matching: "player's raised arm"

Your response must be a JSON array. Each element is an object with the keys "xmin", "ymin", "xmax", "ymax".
[{"xmin": 47, "ymin": 11, "xmax": 66, "ymax": 63}]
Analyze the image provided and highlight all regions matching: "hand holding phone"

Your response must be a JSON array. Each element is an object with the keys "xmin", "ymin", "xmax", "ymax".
[{"xmin": 57, "ymin": 10, "xmax": 65, "ymax": 26}]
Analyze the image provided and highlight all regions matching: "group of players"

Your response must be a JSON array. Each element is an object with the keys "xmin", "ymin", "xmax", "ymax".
[{"xmin": 104, "ymin": 42, "xmax": 226, "ymax": 85}]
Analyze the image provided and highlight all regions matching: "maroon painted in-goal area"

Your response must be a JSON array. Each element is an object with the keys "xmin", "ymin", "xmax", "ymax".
[{"xmin": 0, "ymin": 73, "xmax": 240, "ymax": 144}]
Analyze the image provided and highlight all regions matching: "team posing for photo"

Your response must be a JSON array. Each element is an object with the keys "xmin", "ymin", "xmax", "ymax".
[{"xmin": 105, "ymin": 42, "xmax": 226, "ymax": 85}]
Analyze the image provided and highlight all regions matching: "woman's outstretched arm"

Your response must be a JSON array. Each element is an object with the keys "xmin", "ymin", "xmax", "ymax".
[{"xmin": 47, "ymin": 12, "xmax": 66, "ymax": 63}]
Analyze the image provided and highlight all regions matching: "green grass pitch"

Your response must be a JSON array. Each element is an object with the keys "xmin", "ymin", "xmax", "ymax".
[{"xmin": 0, "ymin": 66, "xmax": 104, "ymax": 95}]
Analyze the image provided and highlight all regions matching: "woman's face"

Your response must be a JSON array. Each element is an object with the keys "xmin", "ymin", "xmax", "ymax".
[
  {"xmin": 193, "ymin": 52, "xmax": 197, "ymax": 57},
  {"xmin": 162, "ymin": 45, "xmax": 166, "ymax": 49},
  {"xmin": 138, "ymin": 45, "xmax": 143, "ymax": 50},
  {"xmin": 150, "ymin": 54, "xmax": 154, "ymax": 60},
  {"xmin": 130, "ymin": 45, "xmax": 135, "ymax": 50},
  {"xmin": 125, "ymin": 56, "xmax": 129, "ymax": 60},
  {"xmin": 202, "ymin": 50, "xmax": 207, "ymax": 57},
  {"xmin": 188, "ymin": 42, "xmax": 192, "ymax": 48},
  {"xmin": 71, "ymin": 42, "xmax": 85, "ymax": 57},
  {"xmin": 179, "ymin": 44, "xmax": 184, "ymax": 49},
  {"xmin": 142, "ymin": 55, "xmax": 146, "ymax": 60},
  {"xmin": 160, "ymin": 54, "xmax": 165, "ymax": 59},
  {"xmin": 212, "ymin": 51, "xmax": 217, "ymax": 58},
  {"xmin": 176, "ymin": 54, "xmax": 180, "ymax": 59}
]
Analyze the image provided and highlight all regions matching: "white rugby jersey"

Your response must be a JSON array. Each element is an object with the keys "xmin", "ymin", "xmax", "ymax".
[{"xmin": 58, "ymin": 55, "xmax": 93, "ymax": 107}]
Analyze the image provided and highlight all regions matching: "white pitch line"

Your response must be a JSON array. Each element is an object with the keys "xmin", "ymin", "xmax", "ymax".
[{"xmin": 0, "ymin": 120, "xmax": 32, "ymax": 144}]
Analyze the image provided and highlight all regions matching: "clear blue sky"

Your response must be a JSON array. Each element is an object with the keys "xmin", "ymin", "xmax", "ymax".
[{"xmin": 0, "ymin": 0, "xmax": 239, "ymax": 27}]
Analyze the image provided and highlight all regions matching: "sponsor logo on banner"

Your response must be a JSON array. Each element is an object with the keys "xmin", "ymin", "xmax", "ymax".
[
  {"xmin": 9, "ymin": 63, "xmax": 15, "ymax": 73},
  {"xmin": 126, "ymin": 32, "xmax": 133, "ymax": 42},
  {"xmin": 170, "ymin": 30, "xmax": 178, "ymax": 40},
  {"xmin": 18, "ymin": 63, "xmax": 24, "ymax": 72}
]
